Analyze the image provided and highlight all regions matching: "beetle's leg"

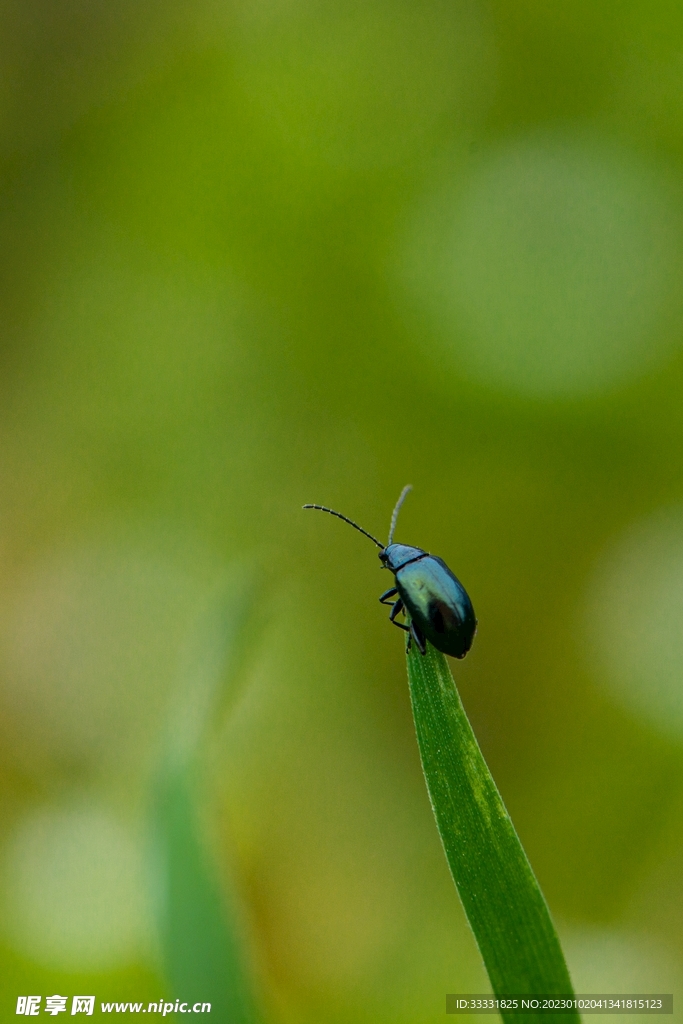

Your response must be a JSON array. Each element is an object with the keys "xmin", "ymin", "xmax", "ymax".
[
  {"xmin": 410, "ymin": 621, "xmax": 426, "ymax": 655},
  {"xmin": 381, "ymin": 587, "xmax": 410, "ymax": 631},
  {"xmin": 387, "ymin": 593, "xmax": 409, "ymax": 630},
  {"xmin": 389, "ymin": 598, "xmax": 410, "ymax": 633},
  {"xmin": 390, "ymin": 618, "xmax": 411, "ymax": 634}
]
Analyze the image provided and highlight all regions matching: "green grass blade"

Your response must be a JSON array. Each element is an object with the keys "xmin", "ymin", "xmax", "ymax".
[
  {"xmin": 152, "ymin": 577, "xmax": 262, "ymax": 1023},
  {"xmin": 154, "ymin": 769, "xmax": 259, "ymax": 1024},
  {"xmin": 407, "ymin": 642, "xmax": 578, "ymax": 1024}
]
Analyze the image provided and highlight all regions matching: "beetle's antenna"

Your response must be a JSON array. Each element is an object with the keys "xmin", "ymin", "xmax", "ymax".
[
  {"xmin": 387, "ymin": 485, "xmax": 412, "ymax": 546},
  {"xmin": 303, "ymin": 504, "xmax": 384, "ymax": 549}
]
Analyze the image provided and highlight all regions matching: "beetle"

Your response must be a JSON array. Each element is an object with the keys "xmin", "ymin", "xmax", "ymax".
[{"xmin": 303, "ymin": 485, "xmax": 476, "ymax": 658}]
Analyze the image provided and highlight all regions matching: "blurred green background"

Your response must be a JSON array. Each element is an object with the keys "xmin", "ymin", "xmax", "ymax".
[{"xmin": 1, "ymin": 0, "xmax": 683, "ymax": 1020}]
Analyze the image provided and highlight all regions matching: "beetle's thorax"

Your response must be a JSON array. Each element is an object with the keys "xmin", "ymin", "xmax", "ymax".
[{"xmin": 379, "ymin": 543, "xmax": 428, "ymax": 573}]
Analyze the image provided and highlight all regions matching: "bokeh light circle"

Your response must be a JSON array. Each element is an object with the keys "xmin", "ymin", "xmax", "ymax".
[
  {"xmin": 586, "ymin": 507, "xmax": 683, "ymax": 740},
  {"xmin": 563, "ymin": 927, "xmax": 682, "ymax": 996},
  {"xmin": 403, "ymin": 132, "xmax": 682, "ymax": 396},
  {"xmin": 2, "ymin": 804, "xmax": 150, "ymax": 971},
  {"xmin": 0, "ymin": 529, "xmax": 217, "ymax": 776}
]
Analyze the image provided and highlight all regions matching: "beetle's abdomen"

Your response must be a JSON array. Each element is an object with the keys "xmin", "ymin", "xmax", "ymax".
[{"xmin": 395, "ymin": 555, "xmax": 476, "ymax": 658}]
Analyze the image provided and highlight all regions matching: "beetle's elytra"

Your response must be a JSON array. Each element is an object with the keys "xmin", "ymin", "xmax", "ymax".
[{"xmin": 303, "ymin": 486, "xmax": 477, "ymax": 658}]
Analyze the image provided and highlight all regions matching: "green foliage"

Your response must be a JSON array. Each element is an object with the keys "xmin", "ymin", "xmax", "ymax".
[
  {"xmin": 152, "ymin": 580, "xmax": 262, "ymax": 1023},
  {"xmin": 407, "ymin": 642, "xmax": 578, "ymax": 1024},
  {"xmin": 154, "ymin": 769, "xmax": 259, "ymax": 1024}
]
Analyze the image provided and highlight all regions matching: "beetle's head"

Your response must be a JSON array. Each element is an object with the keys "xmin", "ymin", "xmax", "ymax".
[{"xmin": 381, "ymin": 543, "xmax": 426, "ymax": 573}]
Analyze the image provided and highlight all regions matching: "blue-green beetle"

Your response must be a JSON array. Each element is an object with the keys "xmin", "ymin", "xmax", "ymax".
[{"xmin": 303, "ymin": 486, "xmax": 477, "ymax": 658}]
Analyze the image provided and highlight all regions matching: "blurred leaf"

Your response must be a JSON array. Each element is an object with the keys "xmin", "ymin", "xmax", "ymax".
[
  {"xmin": 154, "ymin": 769, "xmax": 259, "ymax": 1023},
  {"xmin": 153, "ymin": 574, "xmax": 262, "ymax": 1023},
  {"xmin": 407, "ymin": 642, "xmax": 578, "ymax": 1023},
  {"xmin": 163, "ymin": 571, "xmax": 263, "ymax": 771}
]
